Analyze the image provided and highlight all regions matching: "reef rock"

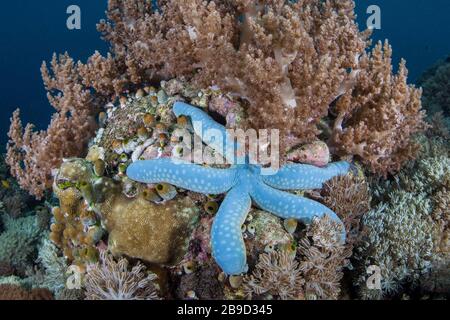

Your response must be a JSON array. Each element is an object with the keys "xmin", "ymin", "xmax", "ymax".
[{"xmin": 287, "ymin": 141, "xmax": 330, "ymax": 167}]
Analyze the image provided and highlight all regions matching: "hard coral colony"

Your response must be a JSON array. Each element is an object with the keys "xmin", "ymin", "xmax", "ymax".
[{"xmin": 1, "ymin": 0, "xmax": 446, "ymax": 301}]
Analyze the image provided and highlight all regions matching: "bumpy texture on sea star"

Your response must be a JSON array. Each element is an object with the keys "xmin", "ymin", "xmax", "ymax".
[{"xmin": 127, "ymin": 102, "xmax": 350, "ymax": 275}]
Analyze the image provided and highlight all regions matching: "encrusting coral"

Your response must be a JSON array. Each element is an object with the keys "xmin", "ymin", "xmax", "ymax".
[
  {"xmin": 51, "ymin": 155, "xmax": 199, "ymax": 266},
  {"xmin": 84, "ymin": 250, "xmax": 160, "ymax": 300}
]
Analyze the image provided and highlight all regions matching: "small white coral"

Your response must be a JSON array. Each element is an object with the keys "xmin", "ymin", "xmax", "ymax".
[
  {"xmin": 84, "ymin": 250, "xmax": 159, "ymax": 300},
  {"xmin": 36, "ymin": 237, "xmax": 67, "ymax": 295}
]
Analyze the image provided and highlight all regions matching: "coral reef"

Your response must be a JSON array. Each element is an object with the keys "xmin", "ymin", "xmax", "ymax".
[
  {"xmin": 417, "ymin": 55, "xmax": 450, "ymax": 128},
  {"xmin": 0, "ymin": 214, "xmax": 42, "ymax": 275},
  {"xmin": 2, "ymin": 0, "xmax": 443, "ymax": 301},
  {"xmin": 51, "ymin": 156, "xmax": 199, "ymax": 266},
  {"xmin": 174, "ymin": 263, "xmax": 224, "ymax": 300},
  {"xmin": 50, "ymin": 186, "xmax": 103, "ymax": 267},
  {"xmin": 321, "ymin": 172, "xmax": 371, "ymax": 246},
  {"xmin": 6, "ymin": 54, "xmax": 102, "ymax": 199},
  {"xmin": 91, "ymin": 0, "xmax": 425, "ymax": 173},
  {"xmin": 35, "ymin": 238, "xmax": 68, "ymax": 296},
  {"xmin": 84, "ymin": 250, "xmax": 159, "ymax": 300},
  {"xmin": 0, "ymin": 284, "xmax": 53, "ymax": 300},
  {"xmin": 298, "ymin": 216, "xmax": 352, "ymax": 300},
  {"xmin": 7, "ymin": 0, "xmax": 426, "ymax": 199},
  {"xmin": 244, "ymin": 250, "xmax": 305, "ymax": 300},
  {"xmin": 330, "ymin": 41, "xmax": 427, "ymax": 176},
  {"xmin": 244, "ymin": 215, "xmax": 352, "ymax": 300},
  {"xmin": 127, "ymin": 102, "xmax": 351, "ymax": 275},
  {"xmin": 354, "ymin": 134, "xmax": 449, "ymax": 299}
]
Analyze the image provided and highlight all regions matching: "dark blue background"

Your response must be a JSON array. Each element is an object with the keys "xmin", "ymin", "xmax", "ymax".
[{"xmin": 1, "ymin": 0, "xmax": 450, "ymax": 150}]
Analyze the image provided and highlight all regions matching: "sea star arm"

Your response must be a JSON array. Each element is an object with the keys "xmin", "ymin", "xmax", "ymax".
[
  {"xmin": 211, "ymin": 186, "xmax": 251, "ymax": 275},
  {"xmin": 262, "ymin": 161, "xmax": 351, "ymax": 190},
  {"xmin": 250, "ymin": 181, "xmax": 346, "ymax": 241},
  {"xmin": 173, "ymin": 102, "xmax": 244, "ymax": 164},
  {"xmin": 126, "ymin": 158, "xmax": 237, "ymax": 194}
]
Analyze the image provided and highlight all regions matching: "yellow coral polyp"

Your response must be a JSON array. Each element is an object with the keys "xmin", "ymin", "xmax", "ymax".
[
  {"xmin": 144, "ymin": 86, "xmax": 156, "ymax": 94},
  {"xmin": 93, "ymin": 159, "xmax": 106, "ymax": 177},
  {"xmin": 135, "ymin": 89, "xmax": 145, "ymax": 99},
  {"xmin": 137, "ymin": 127, "xmax": 149, "ymax": 140},
  {"xmin": 283, "ymin": 219, "xmax": 298, "ymax": 234},
  {"xmin": 143, "ymin": 113, "xmax": 155, "ymax": 127},
  {"xmin": 150, "ymin": 95, "xmax": 158, "ymax": 105},
  {"xmin": 118, "ymin": 163, "xmax": 128, "ymax": 174},
  {"xmin": 204, "ymin": 201, "xmax": 219, "ymax": 214},
  {"xmin": 155, "ymin": 183, "xmax": 177, "ymax": 201},
  {"xmin": 177, "ymin": 115, "xmax": 188, "ymax": 127},
  {"xmin": 142, "ymin": 188, "xmax": 162, "ymax": 203},
  {"xmin": 1, "ymin": 180, "xmax": 10, "ymax": 189},
  {"xmin": 52, "ymin": 207, "xmax": 65, "ymax": 223},
  {"xmin": 158, "ymin": 133, "xmax": 168, "ymax": 146},
  {"xmin": 155, "ymin": 122, "xmax": 167, "ymax": 133}
]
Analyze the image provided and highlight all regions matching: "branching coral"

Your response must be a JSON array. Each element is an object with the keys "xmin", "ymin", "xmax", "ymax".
[
  {"xmin": 127, "ymin": 102, "xmax": 351, "ymax": 275},
  {"xmin": 84, "ymin": 250, "xmax": 159, "ymax": 300},
  {"xmin": 331, "ymin": 41, "xmax": 427, "ymax": 176},
  {"xmin": 6, "ymin": 54, "xmax": 101, "ymax": 199},
  {"xmin": 6, "ymin": 0, "xmax": 426, "ymax": 199},
  {"xmin": 79, "ymin": 0, "xmax": 425, "ymax": 172}
]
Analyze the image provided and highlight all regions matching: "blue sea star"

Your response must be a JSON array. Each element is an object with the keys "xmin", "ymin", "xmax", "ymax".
[{"xmin": 127, "ymin": 102, "xmax": 350, "ymax": 275}]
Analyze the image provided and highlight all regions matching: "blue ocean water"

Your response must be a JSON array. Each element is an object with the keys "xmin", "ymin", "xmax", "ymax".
[{"xmin": 1, "ymin": 0, "xmax": 449, "ymax": 150}]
